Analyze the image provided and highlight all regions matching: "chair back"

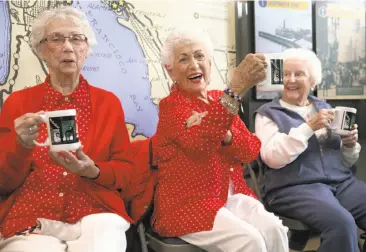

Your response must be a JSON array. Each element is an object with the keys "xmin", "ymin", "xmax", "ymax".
[
  {"xmin": 245, "ymin": 157, "xmax": 267, "ymax": 203},
  {"xmin": 149, "ymin": 138, "xmax": 158, "ymax": 170}
]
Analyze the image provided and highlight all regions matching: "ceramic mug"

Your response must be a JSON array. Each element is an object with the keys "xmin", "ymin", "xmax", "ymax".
[
  {"xmin": 330, "ymin": 106, "xmax": 357, "ymax": 136},
  {"xmin": 257, "ymin": 53, "xmax": 284, "ymax": 92},
  {"xmin": 33, "ymin": 109, "xmax": 81, "ymax": 151}
]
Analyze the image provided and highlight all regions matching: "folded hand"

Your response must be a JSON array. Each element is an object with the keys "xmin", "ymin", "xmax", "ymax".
[{"xmin": 185, "ymin": 111, "xmax": 208, "ymax": 129}]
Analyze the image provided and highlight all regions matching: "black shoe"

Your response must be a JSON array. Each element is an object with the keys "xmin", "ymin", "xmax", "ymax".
[{"xmin": 289, "ymin": 230, "xmax": 311, "ymax": 251}]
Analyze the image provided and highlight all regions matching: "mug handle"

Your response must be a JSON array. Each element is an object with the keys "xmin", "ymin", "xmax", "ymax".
[
  {"xmin": 33, "ymin": 114, "xmax": 50, "ymax": 147},
  {"xmin": 329, "ymin": 108, "xmax": 338, "ymax": 130}
]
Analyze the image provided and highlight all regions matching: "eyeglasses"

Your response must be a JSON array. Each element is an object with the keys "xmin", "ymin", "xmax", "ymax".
[{"xmin": 40, "ymin": 33, "xmax": 88, "ymax": 46}]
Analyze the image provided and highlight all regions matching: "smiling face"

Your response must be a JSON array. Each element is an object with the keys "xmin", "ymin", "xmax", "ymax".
[
  {"xmin": 282, "ymin": 59, "xmax": 315, "ymax": 106},
  {"xmin": 166, "ymin": 42, "xmax": 211, "ymax": 96},
  {"xmin": 38, "ymin": 18, "xmax": 89, "ymax": 78}
]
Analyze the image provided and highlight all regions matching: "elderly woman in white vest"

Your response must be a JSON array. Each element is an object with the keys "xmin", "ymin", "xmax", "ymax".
[{"xmin": 255, "ymin": 48, "xmax": 366, "ymax": 252}]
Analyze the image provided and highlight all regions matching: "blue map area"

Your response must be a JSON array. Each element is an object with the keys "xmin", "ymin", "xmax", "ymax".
[
  {"xmin": 0, "ymin": 1, "xmax": 10, "ymax": 84},
  {"xmin": 75, "ymin": 2, "xmax": 158, "ymax": 137}
]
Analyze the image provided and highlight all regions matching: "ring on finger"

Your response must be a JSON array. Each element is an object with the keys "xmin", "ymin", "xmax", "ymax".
[{"xmin": 29, "ymin": 125, "xmax": 35, "ymax": 134}]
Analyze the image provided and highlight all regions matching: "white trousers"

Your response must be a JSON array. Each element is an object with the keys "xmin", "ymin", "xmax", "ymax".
[
  {"xmin": 180, "ymin": 194, "xmax": 289, "ymax": 252},
  {"xmin": 0, "ymin": 213, "xmax": 130, "ymax": 252}
]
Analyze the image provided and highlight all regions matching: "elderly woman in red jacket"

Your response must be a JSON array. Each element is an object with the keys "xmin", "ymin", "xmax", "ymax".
[
  {"xmin": 152, "ymin": 29, "xmax": 289, "ymax": 252},
  {"xmin": 0, "ymin": 6, "xmax": 138, "ymax": 252}
]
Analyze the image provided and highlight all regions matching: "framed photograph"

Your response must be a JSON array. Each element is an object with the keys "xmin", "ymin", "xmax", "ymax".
[
  {"xmin": 316, "ymin": 1, "xmax": 366, "ymax": 100},
  {"xmin": 254, "ymin": 0, "xmax": 313, "ymax": 100}
]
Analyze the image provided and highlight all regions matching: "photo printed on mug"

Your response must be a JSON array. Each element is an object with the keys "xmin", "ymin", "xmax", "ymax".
[
  {"xmin": 341, "ymin": 111, "xmax": 356, "ymax": 131},
  {"xmin": 49, "ymin": 116, "xmax": 78, "ymax": 145}
]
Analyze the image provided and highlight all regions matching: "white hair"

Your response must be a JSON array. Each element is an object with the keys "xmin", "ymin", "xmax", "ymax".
[
  {"xmin": 161, "ymin": 28, "xmax": 214, "ymax": 69},
  {"xmin": 30, "ymin": 6, "xmax": 97, "ymax": 55},
  {"xmin": 282, "ymin": 48, "xmax": 322, "ymax": 85}
]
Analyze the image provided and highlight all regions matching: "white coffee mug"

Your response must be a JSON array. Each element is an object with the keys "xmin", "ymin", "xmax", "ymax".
[
  {"xmin": 34, "ymin": 109, "xmax": 81, "ymax": 152},
  {"xmin": 257, "ymin": 53, "xmax": 284, "ymax": 92},
  {"xmin": 330, "ymin": 106, "xmax": 357, "ymax": 136}
]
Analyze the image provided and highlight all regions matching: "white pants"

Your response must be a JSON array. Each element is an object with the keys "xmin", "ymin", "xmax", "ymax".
[
  {"xmin": 180, "ymin": 194, "xmax": 289, "ymax": 252},
  {"xmin": 0, "ymin": 213, "xmax": 130, "ymax": 252}
]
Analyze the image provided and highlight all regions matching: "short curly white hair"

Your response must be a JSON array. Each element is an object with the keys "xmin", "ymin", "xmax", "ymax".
[
  {"xmin": 161, "ymin": 28, "xmax": 214, "ymax": 69},
  {"xmin": 282, "ymin": 48, "xmax": 322, "ymax": 85},
  {"xmin": 30, "ymin": 6, "xmax": 97, "ymax": 55}
]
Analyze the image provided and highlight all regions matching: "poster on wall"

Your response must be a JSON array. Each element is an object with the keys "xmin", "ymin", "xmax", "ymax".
[
  {"xmin": 254, "ymin": 0, "xmax": 313, "ymax": 100},
  {"xmin": 316, "ymin": 1, "xmax": 366, "ymax": 100}
]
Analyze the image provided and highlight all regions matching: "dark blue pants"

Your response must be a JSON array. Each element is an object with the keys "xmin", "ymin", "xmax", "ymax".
[{"xmin": 266, "ymin": 177, "xmax": 366, "ymax": 252}]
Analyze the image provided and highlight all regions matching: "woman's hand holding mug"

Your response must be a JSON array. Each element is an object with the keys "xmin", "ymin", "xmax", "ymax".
[
  {"xmin": 306, "ymin": 109, "xmax": 335, "ymax": 132},
  {"xmin": 229, "ymin": 53, "xmax": 267, "ymax": 96},
  {"xmin": 14, "ymin": 111, "xmax": 45, "ymax": 149},
  {"xmin": 341, "ymin": 124, "xmax": 358, "ymax": 148}
]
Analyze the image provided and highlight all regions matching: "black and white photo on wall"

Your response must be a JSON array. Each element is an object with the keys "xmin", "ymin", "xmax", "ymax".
[{"xmin": 316, "ymin": 1, "xmax": 366, "ymax": 100}]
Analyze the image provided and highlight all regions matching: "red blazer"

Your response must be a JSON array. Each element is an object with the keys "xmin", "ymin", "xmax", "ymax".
[
  {"xmin": 0, "ymin": 83, "xmax": 149, "ymax": 225},
  {"xmin": 122, "ymin": 137, "xmax": 158, "ymax": 224}
]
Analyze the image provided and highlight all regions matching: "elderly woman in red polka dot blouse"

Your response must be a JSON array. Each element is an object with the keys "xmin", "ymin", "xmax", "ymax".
[
  {"xmin": 152, "ymin": 29, "xmax": 289, "ymax": 252},
  {"xmin": 0, "ymin": 7, "xmax": 138, "ymax": 252}
]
